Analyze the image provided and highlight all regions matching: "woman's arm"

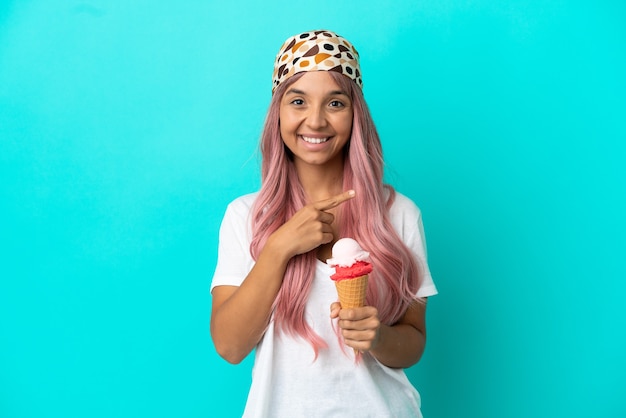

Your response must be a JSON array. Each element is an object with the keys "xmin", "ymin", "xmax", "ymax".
[
  {"xmin": 331, "ymin": 298, "xmax": 428, "ymax": 368},
  {"xmin": 210, "ymin": 239, "xmax": 290, "ymax": 364},
  {"xmin": 211, "ymin": 191, "xmax": 356, "ymax": 364}
]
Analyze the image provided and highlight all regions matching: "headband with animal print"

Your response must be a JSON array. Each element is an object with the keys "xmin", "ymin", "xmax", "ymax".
[{"xmin": 272, "ymin": 30, "xmax": 362, "ymax": 93}]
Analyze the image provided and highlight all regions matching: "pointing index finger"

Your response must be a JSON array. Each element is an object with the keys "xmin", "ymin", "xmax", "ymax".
[{"xmin": 315, "ymin": 190, "xmax": 356, "ymax": 211}]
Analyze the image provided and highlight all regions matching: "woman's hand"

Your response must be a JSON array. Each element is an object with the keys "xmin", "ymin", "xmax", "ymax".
[
  {"xmin": 269, "ymin": 190, "xmax": 355, "ymax": 259},
  {"xmin": 330, "ymin": 299, "xmax": 428, "ymax": 368},
  {"xmin": 330, "ymin": 302, "xmax": 382, "ymax": 352}
]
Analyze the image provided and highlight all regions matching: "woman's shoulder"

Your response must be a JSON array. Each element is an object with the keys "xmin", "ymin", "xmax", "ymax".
[
  {"xmin": 222, "ymin": 192, "xmax": 259, "ymax": 220},
  {"xmin": 386, "ymin": 189, "xmax": 430, "ymax": 255},
  {"xmin": 388, "ymin": 189, "xmax": 422, "ymax": 218},
  {"xmin": 226, "ymin": 192, "xmax": 259, "ymax": 210}
]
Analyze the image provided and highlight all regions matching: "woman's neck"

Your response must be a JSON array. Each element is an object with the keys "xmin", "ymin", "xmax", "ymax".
[{"xmin": 295, "ymin": 160, "xmax": 345, "ymax": 202}]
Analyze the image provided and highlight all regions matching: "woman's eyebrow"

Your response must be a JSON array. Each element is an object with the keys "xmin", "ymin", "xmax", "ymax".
[{"xmin": 285, "ymin": 88, "xmax": 349, "ymax": 97}]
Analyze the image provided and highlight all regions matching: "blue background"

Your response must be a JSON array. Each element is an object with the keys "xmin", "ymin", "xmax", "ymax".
[{"xmin": 1, "ymin": 1, "xmax": 625, "ymax": 417}]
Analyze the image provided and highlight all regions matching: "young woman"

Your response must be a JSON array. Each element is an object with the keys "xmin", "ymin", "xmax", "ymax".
[{"xmin": 210, "ymin": 29, "xmax": 437, "ymax": 417}]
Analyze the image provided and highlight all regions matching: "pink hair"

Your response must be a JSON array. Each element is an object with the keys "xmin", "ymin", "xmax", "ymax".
[{"xmin": 250, "ymin": 72, "xmax": 423, "ymax": 356}]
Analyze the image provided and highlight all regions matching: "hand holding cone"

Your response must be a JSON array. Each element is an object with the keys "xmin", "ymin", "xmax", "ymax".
[{"xmin": 327, "ymin": 238, "xmax": 373, "ymax": 355}]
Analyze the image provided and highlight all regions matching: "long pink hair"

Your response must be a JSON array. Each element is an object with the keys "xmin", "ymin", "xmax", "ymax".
[{"xmin": 250, "ymin": 72, "xmax": 423, "ymax": 355}]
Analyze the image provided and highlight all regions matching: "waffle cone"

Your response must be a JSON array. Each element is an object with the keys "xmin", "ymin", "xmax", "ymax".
[{"xmin": 334, "ymin": 274, "xmax": 368, "ymax": 309}]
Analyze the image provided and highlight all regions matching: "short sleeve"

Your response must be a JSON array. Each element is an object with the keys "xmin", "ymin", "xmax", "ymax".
[
  {"xmin": 389, "ymin": 193, "xmax": 438, "ymax": 298},
  {"xmin": 210, "ymin": 194, "xmax": 258, "ymax": 292}
]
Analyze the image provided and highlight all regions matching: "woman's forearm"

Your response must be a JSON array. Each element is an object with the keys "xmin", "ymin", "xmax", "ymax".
[
  {"xmin": 369, "ymin": 322, "xmax": 426, "ymax": 368},
  {"xmin": 369, "ymin": 299, "xmax": 428, "ymax": 368},
  {"xmin": 210, "ymin": 242, "xmax": 289, "ymax": 364}
]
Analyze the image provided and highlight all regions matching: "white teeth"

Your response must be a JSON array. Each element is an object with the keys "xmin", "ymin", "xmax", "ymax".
[{"xmin": 301, "ymin": 136, "xmax": 329, "ymax": 144}]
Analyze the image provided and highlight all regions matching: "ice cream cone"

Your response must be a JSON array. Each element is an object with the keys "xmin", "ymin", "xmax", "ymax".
[
  {"xmin": 334, "ymin": 274, "xmax": 368, "ymax": 309},
  {"xmin": 328, "ymin": 238, "xmax": 373, "ymax": 356},
  {"xmin": 335, "ymin": 274, "xmax": 369, "ymax": 356}
]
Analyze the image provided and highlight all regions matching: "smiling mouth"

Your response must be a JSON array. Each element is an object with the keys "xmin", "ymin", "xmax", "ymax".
[{"xmin": 301, "ymin": 135, "xmax": 330, "ymax": 144}]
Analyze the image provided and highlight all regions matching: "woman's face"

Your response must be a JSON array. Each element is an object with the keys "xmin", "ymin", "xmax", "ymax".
[{"xmin": 279, "ymin": 71, "xmax": 353, "ymax": 169}]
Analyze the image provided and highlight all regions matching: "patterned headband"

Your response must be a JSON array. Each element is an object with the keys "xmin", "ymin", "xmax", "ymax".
[{"xmin": 272, "ymin": 30, "xmax": 362, "ymax": 93}]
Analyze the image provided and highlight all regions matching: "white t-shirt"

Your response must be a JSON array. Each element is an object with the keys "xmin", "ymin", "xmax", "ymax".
[{"xmin": 211, "ymin": 192, "xmax": 438, "ymax": 417}]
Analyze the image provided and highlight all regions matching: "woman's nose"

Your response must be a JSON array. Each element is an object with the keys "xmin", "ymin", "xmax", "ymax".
[{"xmin": 305, "ymin": 106, "xmax": 328, "ymax": 129}]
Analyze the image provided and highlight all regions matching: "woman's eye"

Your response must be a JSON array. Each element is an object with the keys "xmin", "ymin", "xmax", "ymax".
[
  {"xmin": 329, "ymin": 100, "xmax": 344, "ymax": 108},
  {"xmin": 291, "ymin": 99, "xmax": 304, "ymax": 105}
]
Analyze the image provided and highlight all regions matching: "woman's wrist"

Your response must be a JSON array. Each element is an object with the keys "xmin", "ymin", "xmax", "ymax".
[
  {"xmin": 369, "ymin": 322, "xmax": 425, "ymax": 369},
  {"xmin": 261, "ymin": 233, "xmax": 293, "ymax": 269}
]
